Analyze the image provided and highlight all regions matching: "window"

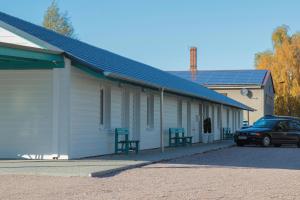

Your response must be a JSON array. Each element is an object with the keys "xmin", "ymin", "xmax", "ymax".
[
  {"xmin": 177, "ymin": 100, "xmax": 182, "ymax": 128},
  {"xmin": 288, "ymin": 120, "xmax": 300, "ymax": 131},
  {"xmin": 252, "ymin": 119, "xmax": 277, "ymax": 128},
  {"xmin": 237, "ymin": 111, "xmax": 241, "ymax": 128},
  {"xmin": 204, "ymin": 104, "xmax": 209, "ymax": 118},
  {"xmin": 217, "ymin": 106, "xmax": 221, "ymax": 129},
  {"xmin": 146, "ymin": 94, "xmax": 154, "ymax": 128},
  {"xmin": 211, "ymin": 105, "xmax": 215, "ymax": 132},
  {"xmin": 99, "ymin": 86, "xmax": 111, "ymax": 129},
  {"xmin": 100, "ymin": 88, "xmax": 104, "ymax": 126},
  {"xmin": 232, "ymin": 110, "xmax": 235, "ymax": 131},
  {"xmin": 122, "ymin": 89, "xmax": 130, "ymax": 128},
  {"xmin": 199, "ymin": 104, "xmax": 203, "ymax": 133},
  {"xmin": 276, "ymin": 121, "xmax": 288, "ymax": 131},
  {"xmin": 226, "ymin": 109, "xmax": 230, "ymax": 128},
  {"xmin": 187, "ymin": 102, "xmax": 191, "ymax": 136}
]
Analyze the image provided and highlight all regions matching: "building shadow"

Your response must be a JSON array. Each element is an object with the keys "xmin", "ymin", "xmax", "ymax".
[{"xmin": 144, "ymin": 146, "xmax": 300, "ymax": 171}]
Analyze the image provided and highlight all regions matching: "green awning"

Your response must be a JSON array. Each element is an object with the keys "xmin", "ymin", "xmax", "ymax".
[{"xmin": 0, "ymin": 44, "xmax": 64, "ymax": 69}]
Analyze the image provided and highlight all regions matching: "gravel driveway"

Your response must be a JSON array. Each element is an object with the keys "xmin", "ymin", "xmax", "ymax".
[{"xmin": 1, "ymin": 146, "xmax": 300, "ymax": 200}]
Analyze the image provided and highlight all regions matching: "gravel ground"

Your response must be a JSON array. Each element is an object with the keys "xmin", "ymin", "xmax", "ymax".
[{"xmin": 1, "ymin": 146, "xmax": 300, "ymax": 200}]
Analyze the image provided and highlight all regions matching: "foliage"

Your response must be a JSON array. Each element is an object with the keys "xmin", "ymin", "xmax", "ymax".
[
  {"xmin": 43, "ymin": 0, "xmax": 75, "ymax": 38},
  {"xmin": 255, "ymin": 25, "xmax": 300, "ymax": 116}
]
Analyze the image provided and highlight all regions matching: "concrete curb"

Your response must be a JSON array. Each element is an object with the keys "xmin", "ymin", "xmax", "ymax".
[{"xmin": 90, "ymin": 142, "xmax": 235, "ymax": 178}]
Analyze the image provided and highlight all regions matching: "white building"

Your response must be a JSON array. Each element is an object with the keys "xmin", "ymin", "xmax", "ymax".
[{"xmin": 0, "ymin": 12, "xmax": 252, "ymax": 159}]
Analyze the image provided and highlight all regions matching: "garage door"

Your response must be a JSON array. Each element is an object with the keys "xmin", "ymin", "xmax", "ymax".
[{"xmin": 0, "ymin": 70, "xmax": 53, "ymax": 159}]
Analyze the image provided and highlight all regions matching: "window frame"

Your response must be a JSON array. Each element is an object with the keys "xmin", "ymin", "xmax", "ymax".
[
  {"xmin": 288, "ymin": 120, "xmax": 300, "ymax": 131},
  {"xmin": 99, "ymin": 87, "xmax": 104, "ymax": 126},
  {"xmin": 99, "ymin": 85, "xmax": 111, "ymax": 129},
  {"xmin": 121, "ymin": 88, "xmax": 130, "ymax": 128},
  {"xmin": 146, "ymin": 94, "xmax": 154, "ymax": 129},
  {"xmin": 177, "ymin": 99, "xmax": 183, "ymax": 128}
]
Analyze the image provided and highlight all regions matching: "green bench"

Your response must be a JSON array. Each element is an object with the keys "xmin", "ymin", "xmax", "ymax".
[
  {"xmin": 169, "ymin": 128, "xmax": 193, "ymax": 147},
  {"xmin": 222, "ymin": 127, "xmax": 232, "ymax": 139},
  {"xmin": 115, "ymin": 128, "xmax": 139, "ymax": 154}
]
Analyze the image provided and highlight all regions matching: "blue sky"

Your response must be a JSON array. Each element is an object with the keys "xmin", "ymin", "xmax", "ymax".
[{"xmin": 2, "ymin": 0, "xmax": 300, "ymax": 70}]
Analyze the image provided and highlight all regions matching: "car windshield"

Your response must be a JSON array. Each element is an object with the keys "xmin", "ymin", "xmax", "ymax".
[{"xmin": 252, "ymin": 119, "xmax": 278, "ymax": 128}]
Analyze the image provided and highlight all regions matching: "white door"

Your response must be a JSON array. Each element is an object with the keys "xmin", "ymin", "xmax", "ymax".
[{"xmin": 0, "ymin": 70, "xmax": 53, "ymax": 159}]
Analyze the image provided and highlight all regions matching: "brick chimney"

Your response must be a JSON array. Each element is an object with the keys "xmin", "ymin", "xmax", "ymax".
[{"xmin": 190, "ymin": 47, "xmax": 197, "ymax": 80}]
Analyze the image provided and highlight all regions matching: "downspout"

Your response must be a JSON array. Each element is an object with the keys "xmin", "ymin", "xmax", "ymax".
[{"xmin": 160, "ymin": 88, "xmax": 164, "ymax": 153}]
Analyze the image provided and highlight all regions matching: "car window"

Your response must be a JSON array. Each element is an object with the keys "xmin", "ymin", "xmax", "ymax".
[
  {"xmin": 276, "ymin": 121, "xmax": 289, "ymax": 131},
  {"xmin": 253, "ymin": 119, "xmax": 278, "ymax": 128},
  {"xmin": 288, "ymin": 120, "xmax": 300, "ymax": 131},
  {"xmin": 296, "ymin": 121, "xmax": 300, "ymax": 131}
]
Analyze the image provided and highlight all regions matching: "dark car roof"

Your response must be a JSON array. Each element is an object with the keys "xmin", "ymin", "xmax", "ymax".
[{"xmin": 260, "ymin": 115, "xmax": 300, "ymax": 120}]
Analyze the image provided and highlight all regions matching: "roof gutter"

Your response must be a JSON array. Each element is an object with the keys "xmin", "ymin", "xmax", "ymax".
[{"xmin": 103, "ymin": 71, "xmax": 253, "ymax": 111}]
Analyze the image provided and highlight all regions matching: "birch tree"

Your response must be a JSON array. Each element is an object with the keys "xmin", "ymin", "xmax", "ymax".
[
  {"xmin": 43, "ymin": 0, "xmax": 75, "ymax": 38},
  {"xmin": 256, "ymin": 26, "xmax": 300, "ymax": 116}
]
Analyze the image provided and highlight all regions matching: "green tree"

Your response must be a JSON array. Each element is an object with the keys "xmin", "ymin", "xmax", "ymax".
[
  {"xmin": 43, "ymin": 0, "xmax": 75, "ymax": 38},
  {"xmin": 256, "ymin": 26, "xmax": 300, "ymax": 116}
]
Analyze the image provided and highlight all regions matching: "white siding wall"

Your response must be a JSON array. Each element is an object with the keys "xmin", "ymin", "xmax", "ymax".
[
  {"xmin": 0, "ymin": 70, "xmax": 53, "ymax": 159},
  {"xmin": 70, "ymin": 67, "xmax": 163, "ymax": 157},
  {"xmin": 70, "ymin": 66, "xmax": 132, "ymax": 158},
  {"xmin": 70, "ymin": 67, "xmax": 106, "ymax": 158},
  {"xmin": 69, "ymin": 66, "xmax": 245, "ymax": 158}
]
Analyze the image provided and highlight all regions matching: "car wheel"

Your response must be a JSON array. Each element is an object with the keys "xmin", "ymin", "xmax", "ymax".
[
  {"xmin": 274, "ymin": 144, "xmax": 281, "ymax": 147},
  {"xmin": 236, "ymin": 141, "xmax": 244, "ymax": 147},
  {"xmin": 262, "ymin": 136, "xmax": 271, "ymax": 147}
]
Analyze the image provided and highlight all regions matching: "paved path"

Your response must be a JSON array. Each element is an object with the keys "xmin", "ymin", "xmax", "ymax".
[
  {"xmin": 1, "ymin": 146, "xmax": 300, "ymax": 200},
  {"xmin": 0, "ymin": 140, "xmax": 233, "ymax": 177}
]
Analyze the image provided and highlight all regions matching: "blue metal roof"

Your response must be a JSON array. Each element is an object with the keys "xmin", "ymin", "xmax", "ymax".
[
  {"xmin": 0, "ymin": 11, "xmax": 252, "ymax": 110},
  {"xmin": 169, "ymin": 70, "xmax": 268, "ymax": 86}
]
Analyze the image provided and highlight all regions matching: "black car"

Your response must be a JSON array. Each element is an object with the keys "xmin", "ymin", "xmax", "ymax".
[{"xmin": 234, "ymin": 118, "xmax": 300, "ymax": 147}]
